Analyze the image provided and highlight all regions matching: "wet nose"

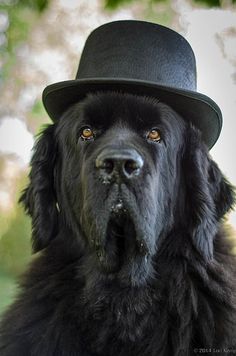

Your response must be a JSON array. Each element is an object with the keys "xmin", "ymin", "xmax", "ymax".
[{"xmin": 95, "ymin": 148, "xmax": 144, "ymax": 182}]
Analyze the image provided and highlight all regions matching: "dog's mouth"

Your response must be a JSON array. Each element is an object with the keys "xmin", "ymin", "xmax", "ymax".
[{"xmin": 95, "ymin": 200, "xmax": 149, "ymax": 274}]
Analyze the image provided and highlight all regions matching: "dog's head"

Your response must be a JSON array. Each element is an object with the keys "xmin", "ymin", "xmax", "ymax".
[{"xmin": 21, "ymin": 92, "xmax": 235, "ymax": 285}]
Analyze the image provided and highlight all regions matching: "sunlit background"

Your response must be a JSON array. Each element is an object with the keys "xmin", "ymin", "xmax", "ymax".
[{"xmin": 0, "ymin": 0, "xmax": 236, "ymax": 314}]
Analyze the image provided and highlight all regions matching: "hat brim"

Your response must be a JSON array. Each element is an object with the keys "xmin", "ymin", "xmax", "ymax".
[{"xmin": 42, "ymin": 78, "xmax": 222, "ymax": 149}]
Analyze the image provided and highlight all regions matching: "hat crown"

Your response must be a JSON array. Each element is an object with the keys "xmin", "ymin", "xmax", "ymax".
[
  {"xmin": 42, "ymin": 20, "xmax": 222, "ymax": 149},
  {"xmin": 76, "ymin": 20, "xmax": 197, "ymax": 91}
]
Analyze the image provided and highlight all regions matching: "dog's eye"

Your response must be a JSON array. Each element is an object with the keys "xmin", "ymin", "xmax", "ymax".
[
  {"xmin": 80, "ymin": 127, "xmax": 95, "ymax": 141},
  {"xmin": 147, "ymin": 129, "xmax": 161, "ymax": 142}
]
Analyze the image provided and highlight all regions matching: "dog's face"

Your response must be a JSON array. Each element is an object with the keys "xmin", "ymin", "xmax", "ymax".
[
  {"xmin": 55, "ymin": 93, "xmax": 186, "ymax": 282},
  {"xmin": 21, "ymin": 92, "xmax": 235, "ymax": 286}
]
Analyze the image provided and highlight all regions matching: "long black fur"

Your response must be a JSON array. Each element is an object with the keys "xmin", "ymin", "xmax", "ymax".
[{"xmin": 0, "ymin": 92, "xmax": 236, "ymax": 356}]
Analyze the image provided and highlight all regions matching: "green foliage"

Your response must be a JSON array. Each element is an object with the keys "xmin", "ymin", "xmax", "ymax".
[
  {"xmin": 104, "ymin": 0, "xmax": 235, "ymax": 8},
  {"xmin": 105, "ymin": 0, "xmax": 165, "ymax": 10},
  {"xmin": 31, "ymin": 99, "xmax": 45, "ymax": 119},
  {"xmin": 0, "ymin": 0, "xmax": 49, "ymax": 53},
  {"xmin": 19, "ymin": 0, "xmax": 49, "ymax": 12},
  {"xmin": 0, "ymin": 173, "xmax": 32, "ymax": 314},
  {"xmin": 105, "ymin": 0, "xmax": 133, "ymax": 9},
  {"xmin": 0, "ymin": 272, "xmax": 17, "ymax": 315},
  {"xmin": 0, "ymin": 0, "xmax": 49, "ymax": 314},
  {"xmin": 0, "ymin": 0, "xmax": 49, "ymax": 13},
  {"xmin": 5, "ymin": 7, "xmax": 34, "ymax": 52},
  {"xmin": 105, "ymin": 0, "xmax": 173, "ymax": 25},
  {"xmin": 0, "ymin": 203, "xmax": 31, "ymax": 277},
  {"xmin": 194, "ymin": 0, "xmax": 220, "ymax": 6},
  {"xmin": 0, "ymin": 0, "xmax": 50, "ymax": 82},
  {"xmin": 0, "ymin": 170, "xmax": 31, "ymax": 272}
]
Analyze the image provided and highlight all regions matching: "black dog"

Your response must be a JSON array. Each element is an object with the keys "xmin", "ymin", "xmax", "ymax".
[{"xmin": 0, "ymin": 92, "xmax": 236, "ymax": 355}]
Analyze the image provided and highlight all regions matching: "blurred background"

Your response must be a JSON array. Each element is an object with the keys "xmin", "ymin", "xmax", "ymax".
[{"xmin": 0, "ymin": 0, "xmax": 236, "ymax": 315}]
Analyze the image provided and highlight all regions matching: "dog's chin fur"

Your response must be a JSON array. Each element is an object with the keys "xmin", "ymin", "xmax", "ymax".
[
  {"xmin": 101, "ymin": 211, "xmax": 143, "ymax": 270},
  {"xmin": 0, "ymin": 92, "xmax": 236, "ymax": 356},
  {"xmin": 88, "ymin": 197, "xmax": 154, "ymax": 286}
]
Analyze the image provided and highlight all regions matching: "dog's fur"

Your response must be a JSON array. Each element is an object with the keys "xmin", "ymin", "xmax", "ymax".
[{"xmin": 0, "ymin": 92, "xmax": 236, "ymax": 355}]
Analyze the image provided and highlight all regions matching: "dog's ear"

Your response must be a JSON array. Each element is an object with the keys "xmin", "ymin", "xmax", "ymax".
[
  {"xmin": 183, "ymin": 125, "xmax": 235, "ymax": 260},
  {"xmin": 208, "ymin": 159, "xmax": 235, "ymax": 221},
  {"xmin": 20, "ymin": 124, "xmax": 58, "ymax": 252}
]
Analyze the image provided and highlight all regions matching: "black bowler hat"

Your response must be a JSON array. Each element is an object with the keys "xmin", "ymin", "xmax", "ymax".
[{"xmin": 42, "ymin": 20, "xmax": 222, "ymax": 149}]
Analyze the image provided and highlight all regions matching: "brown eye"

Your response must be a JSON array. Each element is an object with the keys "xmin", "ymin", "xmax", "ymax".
[
  {"xmin": 81, "ymin": 127, "xmax": 94, "ymax": 140},
  {"xmin": 147, "ymin": 129, "xmax": 161, "ymax": 142}
]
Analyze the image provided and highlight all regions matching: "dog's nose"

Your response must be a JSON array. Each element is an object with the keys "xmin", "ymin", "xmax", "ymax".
[{"xmin": 96, "ymin": 149, "xmax": 144, "ymax": 181}]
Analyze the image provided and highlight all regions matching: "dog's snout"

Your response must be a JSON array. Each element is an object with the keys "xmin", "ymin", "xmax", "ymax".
[{"xmin": 96, "ymin": 149, "xmax": 143, "ymax": 181}]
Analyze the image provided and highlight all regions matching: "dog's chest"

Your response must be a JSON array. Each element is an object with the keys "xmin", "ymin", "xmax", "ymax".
[{"xmin": 79, "ymin": 285, "xmax": 159, "ymax": 354}]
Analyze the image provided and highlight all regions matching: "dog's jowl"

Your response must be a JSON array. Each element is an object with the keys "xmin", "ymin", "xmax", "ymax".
[{"xmin": 0, "ymin": 21, "xmax": 235, "ymax": 356}]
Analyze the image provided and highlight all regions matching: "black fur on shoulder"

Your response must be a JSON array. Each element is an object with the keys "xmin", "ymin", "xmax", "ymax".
[{"xmin": 0, "ymin": 92, "xmax": 236, "ymax": 356}]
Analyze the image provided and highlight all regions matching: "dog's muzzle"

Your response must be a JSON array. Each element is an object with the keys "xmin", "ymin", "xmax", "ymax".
[{"xmin": 95, "ymin": 148, "xmax": 144, "ymax": 183}]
